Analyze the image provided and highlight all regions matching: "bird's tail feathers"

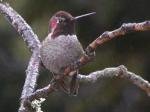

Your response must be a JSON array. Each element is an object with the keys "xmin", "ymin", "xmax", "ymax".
[{"xmin": 53, "ymin": 72, "xmax": 79, "ymax": 96}]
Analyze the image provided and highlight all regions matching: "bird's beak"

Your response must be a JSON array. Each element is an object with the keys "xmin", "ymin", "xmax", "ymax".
[{"xmin": 73, "ymin": 12, "xmax": 96, "ymax": 21}]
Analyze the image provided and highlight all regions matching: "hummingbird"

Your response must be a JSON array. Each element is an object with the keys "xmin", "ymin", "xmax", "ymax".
[{"xmin": 40, "ymin": 11, "xmax": 95, "ymax": 95}]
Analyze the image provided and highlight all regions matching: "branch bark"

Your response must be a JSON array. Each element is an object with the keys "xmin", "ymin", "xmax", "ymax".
[
  {"xmin": 24, "ymin": 65, "xmax": 150, "ymax": 101},
  {"xmin": 78, "ymin": 65, "xmax": 150, "ymax": 96},
  {"xmin": 0, "ymin": 2, "xmax": 150, "ymax": 112},
  {"xmin": 64, "ymin": 21, "xmax": 150, "ymax": 75},
  {"xmin": 0, "ymin": 3, "xmax": 41, "ymax": 112}
]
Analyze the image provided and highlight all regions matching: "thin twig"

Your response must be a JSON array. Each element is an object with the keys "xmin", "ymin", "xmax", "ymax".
[{"xmin": 28, "ymin": 84, "xmax": 55, "ymax": 101}]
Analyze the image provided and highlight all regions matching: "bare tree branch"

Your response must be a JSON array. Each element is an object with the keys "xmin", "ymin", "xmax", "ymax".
[
  {"xmin": 27, "ymin": 65, "xmax": 150, "ymax": 101},
  {"xmin": 18, "ymin": 53, "xmax": 41, "ymax": 112},
  {"xmin": 0, "ymin": 3, "xmax": 41, "ymax": 112},
  {"xmin": 0, "ymin": 2, "xmax": 150, "ymax": 112},
  {"xmin": 64, "ymin": 21, "xmax": 150, "ymax": 75},
  {"xmin": 0, "ymin": 3, "xmax": 40, "ymax": 52},
  {"xmin": 78, "ymin": 65, "xmax": 150, "ymax": 96},
  {"xmin": 28, "ymin": 84, "xmax": 55, "ymax": 101}
]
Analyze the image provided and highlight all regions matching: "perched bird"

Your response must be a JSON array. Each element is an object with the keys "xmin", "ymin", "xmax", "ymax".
[{"xmin": 40, "ymin": 11, "xmax": 95, "ymax": 95}]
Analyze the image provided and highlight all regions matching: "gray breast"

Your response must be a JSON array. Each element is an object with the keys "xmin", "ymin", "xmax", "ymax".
[{"xmin": 40, "ymin": 34, "xmax": 84, "ymax": 75}]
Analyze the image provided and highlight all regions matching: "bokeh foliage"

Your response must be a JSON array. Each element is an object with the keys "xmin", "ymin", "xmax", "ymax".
[{"xmin": 0, "ymin": 0, "xmax": 150, "ymax": 112}]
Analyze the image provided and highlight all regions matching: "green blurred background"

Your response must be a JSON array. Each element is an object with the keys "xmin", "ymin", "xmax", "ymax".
[{"xmin": 0, "ymin": 0, "xmax": 150, "ymax": 112}]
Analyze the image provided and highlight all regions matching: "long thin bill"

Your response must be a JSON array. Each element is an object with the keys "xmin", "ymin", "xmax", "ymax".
[{"xmin": 74, "ymin": 12, "xmax": 96, "ymax": 20}]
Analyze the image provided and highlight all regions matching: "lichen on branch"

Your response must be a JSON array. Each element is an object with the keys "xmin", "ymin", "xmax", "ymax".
[{"xmin": 0, "ymin": 2, "xmax": 150, "ymax": 112}]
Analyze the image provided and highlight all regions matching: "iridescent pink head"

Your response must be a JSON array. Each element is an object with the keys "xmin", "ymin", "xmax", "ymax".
[{"xmin": 48, "ymin": 11, "xmax": 96, "ymax": 38}]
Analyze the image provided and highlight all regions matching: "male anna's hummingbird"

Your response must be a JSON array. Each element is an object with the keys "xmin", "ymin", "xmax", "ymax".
[{"xmin": 40, "ymin": 11, "xmax": 95, "ymax": 95}]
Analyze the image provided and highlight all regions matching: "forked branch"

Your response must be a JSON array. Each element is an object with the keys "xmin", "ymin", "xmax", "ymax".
[
  {"xmin": 26, "ymin": 65, "xmax": 150, "ymax": 101},
  {"xmin": 0, "ymin": 2, "xmax": 150, "ymax": 112},
  {"xmin": 0, "ymin": 3, "xmax": 41, "ymax": 112}
]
